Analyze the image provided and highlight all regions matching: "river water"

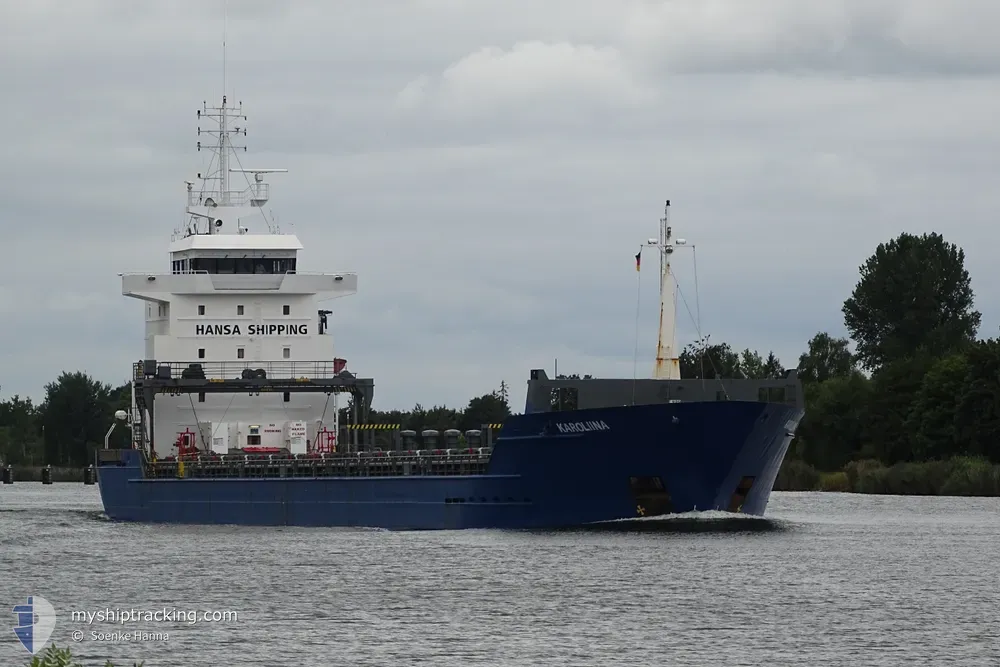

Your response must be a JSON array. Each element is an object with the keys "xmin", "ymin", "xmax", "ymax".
[{"xmin": 1, "ymin": 485, "xmax": 998, "ymax": 666}]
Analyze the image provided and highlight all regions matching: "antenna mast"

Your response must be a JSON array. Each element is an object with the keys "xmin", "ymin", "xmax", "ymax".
[
  {"xmin": 179, "ymin": 0, "xmax": 287, "ymax": 239},
  {"xmin": 223, "ymin": 0, "xmax": 227, "ymax": 98},
  {"xmin": 221, "ymin": 0, "xmax": 229, "ymax": 205}
]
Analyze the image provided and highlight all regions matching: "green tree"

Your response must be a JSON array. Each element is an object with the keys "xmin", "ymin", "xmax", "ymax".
[
  {"xmin": 38, "ymin": 372, "xmax": 118, "ymax": 467},
  {"xmin": 908, "ymin": 352, "xmax": 970, "ymax": 460},
  {"xmin": 737, "ymin": 349, "xmax": 784, "ymax": 379},
  {"xmin": 402, "ymin": 403, "xmax": 428, "ymax": 432},
  {"xmin": 797, "ymin": 332, "xmax": 855, "ymax": 383},
  {"xmin": 679, "ymin": 342, "xmax": 741, "ymax": 379},
  {"xmin": 842, "ymin": 232, "xmax": 980, "ymax": 371},
  {"xmin": 762, "ymin": 352, "xmax": 784, "ymax": 378},
  {"xmin": 953, "ymin": 338, "xmax": 1000, "ymax": 462},
  {"xmin": 796, "ymin": 372, "xmax": 871, "ymax": 470},
  {"xmin": 739, "ymin": 349, "xmax": 765, "ymax": 378},
  {"xmin": 460, "ymin": 392, "xmax": 511, "ymax": 431},
  {"xmin": 26, "ymin": 644, "xmax": 143, "ymax": 666},
  {"xmin": 861, "ymin": 355, "xmax": 936, "ymax": 463},
  {"xmin": 423, "ymin": 405, "xmax": 463, "ymax": 433},
  {"xmin": 0, "ymin": 393, "xmax": 42, "ymax": 465}
]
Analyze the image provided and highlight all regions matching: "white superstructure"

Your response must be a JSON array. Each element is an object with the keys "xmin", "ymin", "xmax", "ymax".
[{"xmin": 122, "ymin": 96, "xmax": 356, "ymax": 456}]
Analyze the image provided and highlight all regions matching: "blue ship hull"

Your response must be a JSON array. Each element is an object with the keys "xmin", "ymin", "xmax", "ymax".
[{"xmin": 96, "ymin": 401, "xmax": 800, "ymax": 530}]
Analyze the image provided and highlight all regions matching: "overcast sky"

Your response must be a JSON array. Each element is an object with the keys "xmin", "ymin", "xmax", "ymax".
[{"xmin": 2, "ymin": 0, "xmax": 998, "ymax": 412}]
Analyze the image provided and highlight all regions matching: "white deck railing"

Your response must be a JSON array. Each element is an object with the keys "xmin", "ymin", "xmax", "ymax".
[{"xmin": 186, "ymin": 186, "xmax": 269, "ymax": 208}]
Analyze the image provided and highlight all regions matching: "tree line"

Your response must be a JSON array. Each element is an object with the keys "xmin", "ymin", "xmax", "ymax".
[
  {"xmin": 667, "ymin": 232, "xmax": 999, "ymax": 472},
  {"xmin": 791, "ymin": 232, "xmax": 999, "ymax": 471},
  {"xmin": 3, "ymin": 231, "xmax": 998, "ymax": 477},
  {"xmin": 0, "ymin": 374, "xmax": 132, "ymax": 469}
]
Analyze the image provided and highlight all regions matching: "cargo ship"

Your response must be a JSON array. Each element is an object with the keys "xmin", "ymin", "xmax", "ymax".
[{"xmin": 96, "ymin": 93, "xmax": 804, "ymax": 529}]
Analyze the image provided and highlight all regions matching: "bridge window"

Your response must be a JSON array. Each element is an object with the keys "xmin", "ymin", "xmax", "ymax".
[
  {"xmin": 758, "ymin": 387, "xmax": 787, "ymax": 403},
  {"xmin": 198, "ymin": 304, "xmax": 205, "ymax": 315},
  {"xmin": 237, "ymin": 305, "xmax": 244, "ymax": 315},
  {"xmin": 283, "ymin": 305, "xmax": 290, "ymax": 315},
  {"xmin": 188, "ymin": 257, "xmax": 297, "ymax": 275},
  {"xmin": 549, "ymin": 386, "xmax": 579, "ymax": 411}
]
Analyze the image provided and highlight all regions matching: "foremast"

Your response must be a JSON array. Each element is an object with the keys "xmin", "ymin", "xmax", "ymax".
[{"xmin": 646, "ymin": 200, "xmax": 691, "ymax": 380}]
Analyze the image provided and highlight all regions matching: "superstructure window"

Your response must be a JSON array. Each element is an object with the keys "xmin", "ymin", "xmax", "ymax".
[
  {"xmin": 188, "ymin": 257, "xmax": 297, "ymax": 275},
  {"xmin": 283, "ymin": 305, "xmax": 290, "ymax": 315},
  {"xmin": 198, "ymin": 305, "xmax": 205, "ymax": 315},
  {"xmin": 198, "ymin": 392, "xmax": 205, "ymax": 403},
  {"xmin": 237, "ymin": 348, "xmax": 245, "ymax": 359},
  {"xmin": 283, "ymin": 347, "xmax": 290, "ymax": 359},
  {"xmin": 758, "ymin": 387, "xmax": 787, "ymax": 403},
  {"xmin": 198, "ymin": 348, "xmax": 205, "ymax": 359},
  {"xmin": 237, "ymin": 305, "xmax": 244, "ymax": 315},
  {"xmin": 283, "ymin": 392, "xmax": 290, "ymax": 403}
]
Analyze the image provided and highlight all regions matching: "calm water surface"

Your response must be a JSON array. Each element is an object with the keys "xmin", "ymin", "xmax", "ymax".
[{"xmin": 1, "ymin": 484, "xmax": 998, "ymax": 666}]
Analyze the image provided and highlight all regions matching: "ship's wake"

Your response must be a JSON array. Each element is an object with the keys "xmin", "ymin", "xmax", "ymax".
[{"xmin": 542, "ymin": 512, "xmax": 788, "ymax": 534}]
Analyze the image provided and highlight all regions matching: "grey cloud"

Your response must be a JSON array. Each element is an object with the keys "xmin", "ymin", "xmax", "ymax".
[
  {"xmin": 1, "ymin": 0, "xmax": 998, "ymax": 412},
  {"xmin": 622, "ymin": 0, "xmax": 1000, "ymax": 77}
]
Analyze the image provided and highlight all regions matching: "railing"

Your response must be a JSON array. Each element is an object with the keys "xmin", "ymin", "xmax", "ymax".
[
  {"xmin": 121, "ymin": 270, "xmax": 211, "ymax": 276},
  {"xmin": 187, "ymin": 189, "xmax": 260, "ymax": 207},
  {"xmin": 122, "ymin": 271, "xmax": 357, "ymax": 278},
  {"xmin": 146, "ymin": 447, "xmax": 495, "ymax": 479},
  {"xmin": 136, "ymin": 360, "xmax": 352, "ymax": 381}
]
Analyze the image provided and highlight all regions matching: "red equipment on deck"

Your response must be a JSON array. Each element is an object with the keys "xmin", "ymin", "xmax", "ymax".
[
  {"xmin": 175, "ymin": 428, "xmax": 199, "ymax": 457},
  {"xmin": 312, "ymin": 427, "xmax": 337, "ymax": 454}
]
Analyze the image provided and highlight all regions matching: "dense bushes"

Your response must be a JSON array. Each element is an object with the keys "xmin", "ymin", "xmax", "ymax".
[{"xmin": 775, "ymin": 456, "xmax": 1000, "ymax": 496}]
